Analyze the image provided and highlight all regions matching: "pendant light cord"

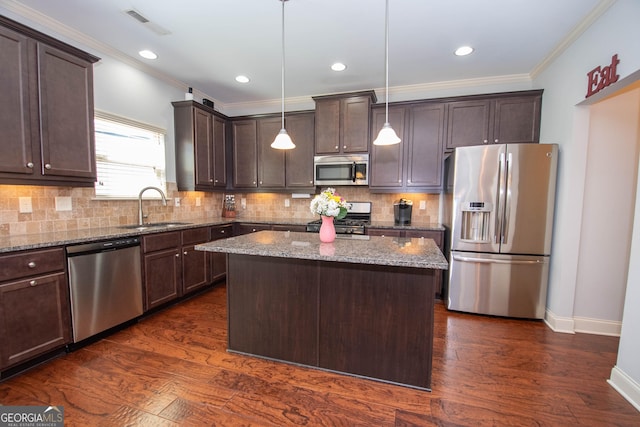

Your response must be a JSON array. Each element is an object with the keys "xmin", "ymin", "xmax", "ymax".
[
  {"xmin": 281, "ymin": 0, "xmax": 286, "ymax": 129},
  {"xmin": 384, "ymin": 0, "xmax": 390, "ymax": 123}
]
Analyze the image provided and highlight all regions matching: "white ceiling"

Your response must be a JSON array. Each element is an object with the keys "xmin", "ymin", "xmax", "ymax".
[{"xmin": 2, "ymin": 0, "xmax": 607, "ymax": 110}]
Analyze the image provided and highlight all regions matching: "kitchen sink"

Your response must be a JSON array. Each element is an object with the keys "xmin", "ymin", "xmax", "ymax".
[{"xmin": 119, "ymin": 221, "xmax": 192, "ymax": 230}]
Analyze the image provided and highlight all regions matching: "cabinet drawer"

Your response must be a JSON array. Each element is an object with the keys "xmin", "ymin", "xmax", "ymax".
[
  {"xmin": 142, "ymin": 231, "xmax": 181, "ymax": 253},
  {"xmin": 211, "ymin": 225, "xmax": 233, "ymax": 240},
  {"xmin": 181, "ymin": 227, "xmax": 210, "ymax": 246},
  {"xmin": 0, "ymin": 248, "xmax": 65, "ymax": 282}
]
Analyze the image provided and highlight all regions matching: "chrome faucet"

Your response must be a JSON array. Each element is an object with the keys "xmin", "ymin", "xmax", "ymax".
[{"xmin": 138, "ymin": 186, "xmax": 167, "ymax": 225}]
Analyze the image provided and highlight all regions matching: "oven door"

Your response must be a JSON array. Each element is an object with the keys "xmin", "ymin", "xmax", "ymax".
[{"xmin": 314, "ymin": 155, "xmax": 368, "ymax": 186}]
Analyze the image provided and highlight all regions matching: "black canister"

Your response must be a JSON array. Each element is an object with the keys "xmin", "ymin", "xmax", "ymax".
[{"xmin": 394, "ymin": 198, "xmax": 413, "ymax": 225}]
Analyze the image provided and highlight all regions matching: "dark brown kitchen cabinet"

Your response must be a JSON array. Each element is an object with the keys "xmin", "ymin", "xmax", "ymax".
[
  {"xmin": 232, "ymin": 113, "xmax": 315, "ymax": 191},
  {"xmin": 285, "ymin": 113, "xmax": 315, "ymax": 189},
  {"xmin": 257, "ymin": 117, "xmax": 286, "ymax": 188},
  {"xmin": 0, "ymin": 16, "xmax": 99, "ymax": 187},
  {"xmin": 313, "ymin": 91, "xmax": 376, "ymax": 154},
  {"xmin": 173, "ymin": 100, "xmax": 227, "ymax": 191},
  {"xmin": 370, "ymin": 102, "xmax": 445, "ymax": 192},
  {"xmin": 181, "ymin": 227, "xmax": 211, "ymax": 294},
  {"xmin": 233, "ymin": 223, "xmax": 272, "ymax": 236},
  {"xmin": 142, "ymin": 227, "xmax": 214, "ymax": 310},
  {"xmin": 271, "ymin": 224, "xmax": 307, "ymax": 232},
  {"xmin": 0, "ymin": 247, "xmax": 71, "ymax": 371},
  {"xmin": 232, "ymin": 119, "xmax": 258, "ymax": 188},
  {"xmin": 142, "ymin": 232, "xmax": 182, "ymax": 310},
  {"xmin": 445, "ymin": 91, "xmax": 542, "ymax": 151},
  {"xmin": 210, "ymin": 224, "xmax": 233, "ymax": 282}
]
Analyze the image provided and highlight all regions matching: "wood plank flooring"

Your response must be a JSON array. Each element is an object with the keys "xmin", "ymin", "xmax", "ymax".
[{"xmin": 1, "ymin": 283, "xmax": 638, "ymax": 426}]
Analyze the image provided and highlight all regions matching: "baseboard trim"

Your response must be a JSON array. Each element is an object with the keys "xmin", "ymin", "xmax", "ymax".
[
  {"xmin": 544, "ymin": 309, "xmax": 575, "ymax": 334},
  {"xmin": 609, "ymin": 366, "xmax": 640, "ymax": 412},
  {"xmin": 574, "ymin": 316, "xmax": 622, "ymax": 336}
]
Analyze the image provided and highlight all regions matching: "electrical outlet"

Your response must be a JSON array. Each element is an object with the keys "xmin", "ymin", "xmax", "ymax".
[
  {"xmin": 174, "ymin": 197, "xmax": 181, "ymax": 207},
  {"xmin": 241, "ymin": 198, "xmax": 247, "ymax": 209},
  {"xmin": 55, "ymin": 196, "xmax": 72, "ymax": 211},
  {"xmin": 284, "ymin": 198, "xmax": 290, "ymax": 207},
  {"xmin": 19, "ymin": 197, "xmax": 33, "ymax": 213},
  {"xmin": 195, "ymin": 197, "xmax": 201, "ymax": 207},
  {"xmin": 419, "ymin": 200, "xmax": 426, "ymax": 210}
]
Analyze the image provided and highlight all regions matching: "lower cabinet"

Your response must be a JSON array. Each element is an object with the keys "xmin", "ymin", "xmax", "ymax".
[
  {"xmin": 233, "ymin": 223, "xmax": 272, "ymax": 235},
  {"xmin": 142, "ymin": 226, "xmax": 214, "ymax": 311},
  {"xmin": 0, "ymin": 247, "xmax": 71, "ymax": 371},
  {"xmin": 210, "ymin": 224, "xmax": 233, "ymax": 282},
  {"xmin": 366, "ymin": 228, "xmax": 445, "ymax": 298}
]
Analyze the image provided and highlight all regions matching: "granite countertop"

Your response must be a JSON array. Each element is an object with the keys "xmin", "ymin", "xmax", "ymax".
[
  {"xmin": 196, "ymin": 230, "xmax": 448, "ymax": 270},
  {"xmin": 0, "ymin": 216, "xmax": 445, "ymax": 253},
  {"xmin": 367, "ymin": 221, "xmax": 445, "ymax": 231}
]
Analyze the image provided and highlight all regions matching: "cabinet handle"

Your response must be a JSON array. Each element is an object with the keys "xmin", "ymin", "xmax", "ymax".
[
  {"xmin": 175, "ymin": 253, "xmax": 180, "ymax": 258},
  {"xmin": 259, "ymin": 181, "xmax": 263, "ymax": 185},
  {"xmin": 209, "ymin": 179, "xmax": 213, "ymax": 182},
  {"xmin": 183, "ymin": 251, "xmax": 188, "ymax": 255},
  {"xmin": 343, "ymin": 145, "xmax": 347, "ymax": 149},
  {"xmin": 309, "ymin": 181, "xmax": 313, "ymax": 184},
  {"xmin": 26, "ymin": 162, "xmax": 34, "ymax": 168},
  {"xmin": 30, "ymin": 280, "xmax": 37, "ymax": 286},
  {"xmin": 334, "ymin": 145, "xmax": 338, "ymax": 149},
  {"xmin": 483, "ymin": 139, "xmax": 488, "ymax": 144},
  {"xmin": 220, "ymin": 230, "xmax": 225, "ymax": 234},
  {"xmin": 398, "ymin": 180, "xmax": 402, "ymax": 183},
  {"xmin": 494, "ymin": 139, "xmax": 499, "ymax": 143},
  {"xmin": 44, "ymin": 164, "xmax": 52, "ymax": 170},
  {"xmin": 253, "ymin": 181, "xmax": 256, "ymax": 185},
  {"xmin": 27, "ymin": 261, "xmax": 36, "ymax": 268},
  {"xmin": 408, "ymin": 179, "xmax": 412, "ymax": 183},
  {"xmin": 214, "ymin": 179, "xmax": 218, "ymax": 183}
]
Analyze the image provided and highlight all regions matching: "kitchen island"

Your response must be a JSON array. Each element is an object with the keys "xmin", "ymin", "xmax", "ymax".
[{"xmin": 196, "ymin": 231, "xmax": 448, "ymax": 390}]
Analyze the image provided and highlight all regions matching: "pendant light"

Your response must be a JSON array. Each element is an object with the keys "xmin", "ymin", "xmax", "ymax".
[
  {"xmin": 271, "ymin": 0, "xmax": 295, "ymax": 149},
  {"xmin": 373, "ymin": 0, "xmax": 401, "ymax": 146}
]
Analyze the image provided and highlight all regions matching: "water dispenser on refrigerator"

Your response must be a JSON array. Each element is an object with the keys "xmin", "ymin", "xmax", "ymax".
[{"xmin": 459, "ymin": 201, "xmax": 492, "ymax": 243}]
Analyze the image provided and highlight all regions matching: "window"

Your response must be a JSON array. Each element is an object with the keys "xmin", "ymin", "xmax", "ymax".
[{"xmin": 94, "ymin": 112, "xmax": 166, "ymax": 198}]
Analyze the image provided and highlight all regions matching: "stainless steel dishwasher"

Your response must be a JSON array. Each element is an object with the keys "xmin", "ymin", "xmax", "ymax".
[{"xmin": 66, "ymin": 237, "xmax": 143, "ymax": 343}]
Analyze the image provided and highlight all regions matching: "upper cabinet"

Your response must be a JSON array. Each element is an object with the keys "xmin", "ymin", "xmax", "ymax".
[
  {"xmin": 0, "ymin": 16, "xmax": 100, "ymax": 187},
  {"xmin": 173, "ymin": 100, "xmax": 227, "ymax": 191},
  {"xmin": 445, "ymin": 91, "xmax": 542, "ymax": 151},
  {"xmin": 313, "ymin": 91, "xmax": 376, "ymax": 155},
  {"xmin": 370, "ymin": 102, "xmax": 445, "ymax": 193},
  {"xmin": 231, "ymin": 113, "xmax": 315, "ymax": 191}
]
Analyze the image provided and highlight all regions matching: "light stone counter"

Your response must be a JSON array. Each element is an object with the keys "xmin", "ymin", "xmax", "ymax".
[{"xmin": 196, "ymin": 230, "xmax": 448, "ymax": 270}]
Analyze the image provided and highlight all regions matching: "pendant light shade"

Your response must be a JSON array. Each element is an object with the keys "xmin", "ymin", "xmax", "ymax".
[
  {"xmin": 272, "ymin": 0, "xmax": 295, "ymax": 150},
  {"xmin": 374, "ymin": 0, "xmax": 400, "ymax": 146}
]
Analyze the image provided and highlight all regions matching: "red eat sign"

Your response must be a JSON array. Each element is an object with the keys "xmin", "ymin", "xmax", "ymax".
[{"xmin": 586, "ymin": 54, "xmax": 620, "ymax": 98}]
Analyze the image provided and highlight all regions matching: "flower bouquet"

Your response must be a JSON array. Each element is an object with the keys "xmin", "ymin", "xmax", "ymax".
[{"xmin": 310, "ymin": 188, "xmax": 348, "ymax": 219}]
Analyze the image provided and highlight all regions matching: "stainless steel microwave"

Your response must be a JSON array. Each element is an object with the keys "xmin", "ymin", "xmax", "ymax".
[{"xmin": 314, "ymin": 154, "xmax": 369, "ymax": 186}]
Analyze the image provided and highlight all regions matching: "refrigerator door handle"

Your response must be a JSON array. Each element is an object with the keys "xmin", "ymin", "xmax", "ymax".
[
  {"xmin": 452, "ymin": 254, "xmax": 544, "ymax": 265},
  {"xmin": 503, "ymin": 152, "xmax": 513, "ymax": 244},
  {"xmin": 495, "ymin": 152, "xmax": 506, "ymax": 244}
]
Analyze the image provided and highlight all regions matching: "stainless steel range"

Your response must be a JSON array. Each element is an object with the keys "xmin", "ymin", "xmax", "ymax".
[{"xmin": 306, "ymin": 201, "xmax": 371, "ymax": 235}]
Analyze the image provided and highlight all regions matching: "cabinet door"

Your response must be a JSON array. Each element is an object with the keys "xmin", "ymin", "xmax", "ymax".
[
  {"xmin": 213, "ymin": 116, "xmax": 227, "ymax": 187},
  {"xmin": 0, "ymin": 25, "xmax": 33, "ymax": 177},
  {"xmin": 144, "ymin": 248, "xmax": 181, "ymax": 310},
  {"xmin": 37, "ymin": 43, "xmax": 96, "ymax": 181},
  {"xmin": 493, "ymin": 95, "xmax": 541, "ymax": 144},
  {"xmin": 211, "ymin": 224, "xmax": 232, "ymax": 282},
  {"xmin": 194, "ymin": 107, "xmax": 214, "ymax": 188},
  {"xmin": 369, "ymin": 106, "xmax": 405, "ymax": 188},
  {"xmin": 341, "ymin": 96, "xmax": 371, "ymax": 153},
  {"xmin": 182, "ymin": 244, "xmax": 209, "ymax": 294},
  {"xmin": 314, "ymin": 98, "xmax": 341, "ymax": 154},
  {"xmin": 232, "ymin": 120, "xmax": 258, "ymax": 188},
  {"xmin": 406, "ymin": 103, "xmax": 445, "ymax": 189},
  {"xmin": 446, "ymin": 100, "xmax": 492, "ymax": 150},
  {"xmin": 0, "ymin": 272, "xmax": 70, "ymax": 369},
  {"xmin": 257, "ymin": 117, "xmax": 285, "ymax": 188},
  {"xmin": 285, "ymin": 113, "xmax": 315, "ymax": 188}
]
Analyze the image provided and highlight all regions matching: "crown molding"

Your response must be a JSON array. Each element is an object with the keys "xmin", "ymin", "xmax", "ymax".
[{"xmin": 530, "ymin": 0, "xmax": 617, "ymax": 79}]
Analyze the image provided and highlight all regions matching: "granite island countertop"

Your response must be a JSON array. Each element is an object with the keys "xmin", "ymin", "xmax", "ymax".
[{"xmin": 196, "ymin": 230, "xmax": 448, "ymax": 270}]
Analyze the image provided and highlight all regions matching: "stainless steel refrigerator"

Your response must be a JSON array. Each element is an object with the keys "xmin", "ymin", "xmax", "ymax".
[{"xmin": 444, "ymin": 143, "xmax": 558, "ymax": 319}]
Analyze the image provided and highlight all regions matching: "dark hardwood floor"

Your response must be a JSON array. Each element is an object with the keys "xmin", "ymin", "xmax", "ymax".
[{"xmin": 1, "ymin": 284, "xmax": 638, "ymax": 426}]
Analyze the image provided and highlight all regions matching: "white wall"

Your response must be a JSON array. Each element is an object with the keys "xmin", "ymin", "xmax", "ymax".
[
  {"xmin": 534, "ymin": 0, "xmax": 640, "ymax": 326},
  {"xmin": 573, "ymin": 89, "xmax": 640, "ymax": 329}
]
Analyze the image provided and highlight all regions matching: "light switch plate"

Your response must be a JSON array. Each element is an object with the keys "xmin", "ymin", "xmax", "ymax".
[
  {"xmin": 284, "ymin": 199, "xmax": 290, "ymax": 207},
  {"xmin": 419, "ymin": 200, "xmax": 426, "ymax": 210},
  {"xmin": 55, "ymin": 196, "xmax": 72, "ymax": 211},
  {"xmin": 174, "ymin": 197, "xmax": 181, "ymax": 207},
  {"xmin": 19, "ymin": 197, "xmax": 33, "ymax": 213},
  {"xmin": 195, "ymin": 197, "xmax": 201, "ymax": 207}
]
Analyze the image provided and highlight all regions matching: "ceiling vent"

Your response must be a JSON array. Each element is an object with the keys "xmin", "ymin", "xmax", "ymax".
[{"xmin": 124, "ymin": 9, "xmax": 171, "ymax": 36}]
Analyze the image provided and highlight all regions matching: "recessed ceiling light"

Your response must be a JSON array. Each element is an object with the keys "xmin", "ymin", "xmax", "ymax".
[
  {"xmin": 235, "ymin": 75, "xmax": 250, "ymax": 83},
  {"xmin": 331, "ymin": 62, "xmax": 347, "ymax": 72},
  {"xmin": 138, "ymin": 49, "xmax": 157, "ymax": 60},
  {"xmin": 454, "ymin": 46, "xmax": 474, "ymax": 56}
]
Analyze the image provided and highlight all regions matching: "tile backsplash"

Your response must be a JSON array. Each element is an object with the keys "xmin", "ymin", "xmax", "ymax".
[{"xmin": 0, "ymin": 184, "xmax": 441, "ymax": 236}]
